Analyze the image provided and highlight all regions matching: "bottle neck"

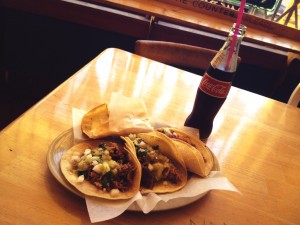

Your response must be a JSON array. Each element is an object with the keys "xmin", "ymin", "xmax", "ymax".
[{"xmin": 211, "ymin": 24, "xmax": 246, "ymax": 73}]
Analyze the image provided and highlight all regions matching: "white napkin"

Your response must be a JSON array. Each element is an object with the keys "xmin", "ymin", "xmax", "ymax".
[
  {"xmin": 86, "ymin": 192, "xmax": 143, "ymax": 223},
  {"xmin": 86, "ymin": 171, "xmax": 239, "ymax": 222},
  {"xmin": 72, "ymin": 108, "xmax": 88, "ymax": 142},
  {"xmin": 108, "ymin": 93, "xmax": 153, "ymax": 135}
]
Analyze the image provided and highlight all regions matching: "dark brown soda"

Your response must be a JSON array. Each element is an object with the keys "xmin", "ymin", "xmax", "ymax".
[{"xmin": 184, "ymin": 64, "xmax": 236, "ymax": 140}]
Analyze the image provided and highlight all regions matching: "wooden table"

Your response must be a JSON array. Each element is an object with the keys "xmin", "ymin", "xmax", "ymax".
[{"xmin": 0, "ymin": 48, "xmax": 299, "ymax": 225}]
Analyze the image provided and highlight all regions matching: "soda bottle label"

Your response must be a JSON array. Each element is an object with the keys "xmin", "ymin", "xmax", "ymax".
[{"xmin": 199, "ymin": 73, "xmax": 232, "ymax": 98}]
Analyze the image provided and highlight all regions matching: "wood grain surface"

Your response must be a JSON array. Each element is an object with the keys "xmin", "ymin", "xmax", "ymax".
[{"xmin": 0, "ymin": 48, "xmax": 299, "ymax": 225}]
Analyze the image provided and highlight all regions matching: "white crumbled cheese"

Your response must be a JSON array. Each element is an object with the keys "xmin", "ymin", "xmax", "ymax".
[
  {"xmin": 152, "ymin": 162, "xmax": 164, "ymax": 180},
  {"xmin": 102, "ymin": 162, "xmax": 110, "ymax": 172},
  {"xmin": 110, "ymin": 189, "xmax": 120, "ymax": 197},
  {"xmin": 77, "ymin": 160, "xmax": 89, "ymax": 170},
  {"xmin": 93, "ymin": 162, "xmax": 110, "ymax": 174},
  {"xmin": 93, "ymin": 149, "xmax": 101, "ymax": 156},
  {"xmin": 139, "ymin": 141, "xmax": 147, "ymax": 149},
  {"xmin": 108, "ymin": 160, "xmax": 118, "ymax": 169},
  {"xmin": 173, "ymin": 132, "xmax": 179, "ymax": 138},
  {"xmin": 77, "ymin": 175, "xmax": 84, "ymax": 183},
  {"xmin": 85, "ymin": 154, "xmax": 93, "ymax": 163},
  {"xmin": 102, "ymin": 154, "xmax": 112, "ymax": 161},
  {"xmin": 104, "ymin": 150, "xmax": 110, "ymax": 155},
  {"xmin": 71, "ymin": 155, "xmax": 80, "ymax": 163},
  {"xmin": 93, "ymin": 164, "xmax": 103, "ymax": 174},
  {"xmin": 92, "ymin": 156, "xmax": 100, "ymax": 161},
  {"xmin": 92, "ymin": 160, "xmax": 99, "ymax": 166},
  {"xmin": 84, "ymin": 148, "xmax": 91, "ymax": 156},
  {"xmin": 133, "ymin": 139, "xmax": 140, "ymax": 146},
  {"xmin": 74, "ymin": 144, "xmax": 125, "ymax": 190},
  {"xmin": 148, "ymin": 163, "xmax": 154, "ymax": 171},
  {"xmin": 112, "ymin": 168, "xmax": 118, "ymax": 174}
]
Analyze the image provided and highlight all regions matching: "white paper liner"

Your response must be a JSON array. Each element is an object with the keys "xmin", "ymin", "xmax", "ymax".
[
  {"xmin": 72, "ymin": 108, "xmax": 88, "ymax": 142},
  {"xmin": 85, "ymin": 171, "xmax": 239, "ymax": 223},
  {"xmin": 86, "ymin": 192, "xmax": 143, "ymax": 223},
  {"xmin": 71, "ymin": 93, "xmax": 240, "ymax": 223},
  {"xmin": 108, "ymin": 93, "xmax": 153, "ymax": 134}
]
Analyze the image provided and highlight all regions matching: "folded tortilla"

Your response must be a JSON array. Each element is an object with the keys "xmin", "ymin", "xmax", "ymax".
[
  {"xmin": 81, "ymin": 102, "xmax": 153, "ymax": 139},
  {"xmin": 124, "ymin": 132, "xmax": 187, "ymax": 194},
  {"xmin": 81, "ymin": 103, "xmax": 112, "ymax": 139},
  {"xmin": 156, "ymin": 128, "xmax": 214, "ymax": 177},
  {"xmin": 60, "ymin": 137, "xmax": 141, "ymax": 199}
]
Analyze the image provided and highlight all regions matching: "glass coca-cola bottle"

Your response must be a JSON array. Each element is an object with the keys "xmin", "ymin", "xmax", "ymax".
[{"xmin": 184, "ymin": 23, "xmax": 246, "ymax": 140}]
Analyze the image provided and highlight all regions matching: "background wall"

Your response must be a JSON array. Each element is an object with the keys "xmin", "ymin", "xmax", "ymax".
[{"xmin": 0, "ymin": 6, "xmax": 138, "ymax": 129}]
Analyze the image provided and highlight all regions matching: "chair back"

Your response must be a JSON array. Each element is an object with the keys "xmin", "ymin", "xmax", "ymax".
[
  {"xmin": 288, "ymin": 83, "xmax": 300, "ymax": 107},
  {"xmin": 135, "ymin": 40, "xmax": 219, "ymax": 72}
]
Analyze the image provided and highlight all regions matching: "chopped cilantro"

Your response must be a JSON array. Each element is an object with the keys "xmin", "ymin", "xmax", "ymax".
[
  {"xmin": 137, "ymin": 149, "xmax": 149, "ymax": 157},
  {"xmin": 100, "ymin": 171, "xmax": 114, "ymax": 188},
  {"xmin": 98, "ymin": 143, "xmax": 106, "ymax": 149},
  {"xmin": 78, "ymin": 170, "xmax": 87, "ymax": 177}
]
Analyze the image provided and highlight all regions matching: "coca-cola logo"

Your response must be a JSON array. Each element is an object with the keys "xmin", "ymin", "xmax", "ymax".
[{"xmin": 199, "ymin": 73, "xmax": 232, "ymax": 98}]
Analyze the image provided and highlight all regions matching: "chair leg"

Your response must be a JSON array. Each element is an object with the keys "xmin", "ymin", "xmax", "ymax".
[{"xmin": 288, "ymin": 83, "xmax": 300, "ymax": 106}]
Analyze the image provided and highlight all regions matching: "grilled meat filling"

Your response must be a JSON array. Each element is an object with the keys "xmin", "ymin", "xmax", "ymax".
[
  {"xmin": 131, "ymin": 135, "xmax": 181, "ymax": 189},
  {"xmin": 73, "ymin": 141, "xmax": 135, "ymax": 192}
]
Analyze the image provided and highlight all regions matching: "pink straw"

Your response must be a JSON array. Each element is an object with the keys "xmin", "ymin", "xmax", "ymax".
[{"xmin": 226, "ymin": 0, "xmax": 246, "ymax": 69}]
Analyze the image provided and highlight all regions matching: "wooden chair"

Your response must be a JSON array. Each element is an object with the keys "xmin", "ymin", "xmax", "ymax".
[
  {"xmin": 134, "ymin": 40, "xmax": 218, "ymax": 73},
  {"xmin": 288, "ymin": 83, "xmax": 300, "ymax": 107},
  {"xmin": 272, "ymin": 53, "xmax": 300, "ymax": 106}
]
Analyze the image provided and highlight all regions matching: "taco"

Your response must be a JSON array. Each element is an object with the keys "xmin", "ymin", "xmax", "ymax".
[
  {"xmin": 60, "ymin": 137, "xmax": 141, "ymax": 199},
  {"xmin": 156, "ymin": 127, "xmax": 214, "ymax": 177},
  {"xmin": 124, "ymin": 132, "xmax": 187, "ymax": 194},
  {"xmin": 81, "ymin": 103, "xmax": 112, "ymax": 139}
]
